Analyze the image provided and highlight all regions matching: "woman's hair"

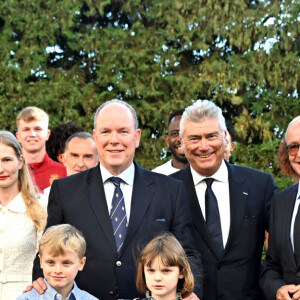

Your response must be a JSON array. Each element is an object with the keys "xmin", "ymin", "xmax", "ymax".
[
  {"xmin": 136, "ymin": 233, "xmax": 194, "ymax": 298},
  {"xmin": 0, "ymin": 131, "xmax": 46, "ymax": 230}
]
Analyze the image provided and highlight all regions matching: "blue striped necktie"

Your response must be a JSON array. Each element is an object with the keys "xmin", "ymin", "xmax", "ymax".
[{"xmin": 109, "ymin": 177, "xmax": 128, "ymax": 252}]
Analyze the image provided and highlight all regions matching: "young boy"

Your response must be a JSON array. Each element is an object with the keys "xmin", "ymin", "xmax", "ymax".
[{"xmin": 17, "ymin": 224, "xmax": 98, "ymax": 300}]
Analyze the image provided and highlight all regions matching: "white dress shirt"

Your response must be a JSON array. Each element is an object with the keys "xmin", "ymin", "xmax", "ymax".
[
  {"xmin": 100, "ymin": 163, "xmax": 135, "ymax": 221},
  {"xmin": 190, "ymin": 160, "xmax": 230, "ymax": 247},
  {"xmin": 290, "ymin": 186, "xmax": 300, "ymax": 251}
]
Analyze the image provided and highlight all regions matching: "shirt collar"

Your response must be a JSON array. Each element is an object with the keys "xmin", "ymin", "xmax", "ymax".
[
  {"xmin": 2, "ymin": 193, "xmax": 26, "ymax": 213},
  {"xmin": 190, "ymin": 159, "xmax": 228, "ymax": 186},
  {"xmin": 297, "ymin": 184, "xmax": 300, "ymax": 202},
  {"xmin": 28, "ymin": 153, "xmax": 48, "ymax": 170},
  {"xmin": 100, "ymin": 162, "xmax": 135, "ymax": 186},
  {"xmin": 44, "ymin": 278, "xmax": 80, "ymax": 300}
]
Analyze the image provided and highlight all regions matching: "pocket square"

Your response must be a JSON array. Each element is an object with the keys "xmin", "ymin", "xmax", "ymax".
[{"xmin": 155, "ymin": 218, "xmax": 166, "ymax": 222}]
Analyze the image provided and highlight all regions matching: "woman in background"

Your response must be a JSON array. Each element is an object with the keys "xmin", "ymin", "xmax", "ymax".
[{"xmin": 0, "ymin": 131, "xmax": 46, "ymax": 299}]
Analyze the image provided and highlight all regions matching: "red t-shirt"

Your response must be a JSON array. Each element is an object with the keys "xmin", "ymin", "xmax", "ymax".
[{"xmin": 28, "ymin": 153, "xmax": 67, "ymax": 192}]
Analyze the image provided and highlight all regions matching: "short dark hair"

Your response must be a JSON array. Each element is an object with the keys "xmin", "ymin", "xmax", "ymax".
[
  {"xmin": 225, "ymin": 119, "xmax": 236, "ymax": 142},
  {"xmin": 168, "ymin": 108, "xmax": 185, "ymax": 126},
  {"xmin": 46, "ymin": 122, "xmax": 84, "ymax": 162}
]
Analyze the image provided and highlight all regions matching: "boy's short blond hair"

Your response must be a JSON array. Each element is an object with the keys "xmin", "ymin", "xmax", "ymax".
[
  {"xmin": 39, "ymin": 224, "xmax": 86, "ymax": 259},
  {"xmin": 16, "ymin": 106, "xmax": 49, "ymax": 127}
]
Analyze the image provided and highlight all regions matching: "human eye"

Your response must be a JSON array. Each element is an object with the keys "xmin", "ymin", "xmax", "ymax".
[
  {"xmin": 63, "ymin": 260, "xmax": 71, "ymax": 265},
  {"xmin": 170, "ymin": 131, "xmax": 179, "ymax": 138},
  {"xmin": 162, "ymin": 268, "xmax": 171, "ymax": 273},
  {"xmin": 46, "ymin": 260, "xmax": 54, "ymax": 265},
  {"xmin": 3, "ymin": 157, "xmax": 12, "ymax": 162},
  {"xmin": 146, "ymin": 267, "xmax": 154, "ymax": 273},
  {"xmin": 189, "ymin": 136, "xmax": 199, "ymax": 143},
  {"xmin": 100, "ymin": 129, "xmax": 109, "ymax": 135}
]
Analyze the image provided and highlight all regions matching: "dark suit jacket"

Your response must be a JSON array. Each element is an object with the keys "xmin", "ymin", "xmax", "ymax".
[
  {"xmin": 260, "ymin": 184, "xmax": 300, "ymax": 300},
  {"xmin": 171, "ymin": 161, "xmax": 277, "ymax": 300},
  {"xmin": 33, "ymin": 163, "xmax": 202, "ymax": 300}
]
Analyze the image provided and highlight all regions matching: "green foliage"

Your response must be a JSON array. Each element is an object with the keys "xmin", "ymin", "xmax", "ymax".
[{"xmin": 0, "ymin": 0, "xmax": 299, "ymax": 188}]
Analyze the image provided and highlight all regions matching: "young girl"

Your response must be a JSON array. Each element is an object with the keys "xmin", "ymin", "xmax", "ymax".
[{"xmin": 136, "ymin": 233, "xmax": 194, "ymax": 300}]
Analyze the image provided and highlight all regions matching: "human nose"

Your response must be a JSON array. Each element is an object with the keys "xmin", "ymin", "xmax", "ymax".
[
  {"xmin": 77, "ymin": 156, "xmax": 85, "ymax": 168},
  {"xmin": 29, "ymin": 130, "xmax": 37, "ymax": 137},
  {"xmin": 110, "ymin": 132, "xmax": 120, "ymax": 143},
  {"xmin": 154, "ymin": 271, "xmax": 162, "ymax": 281},
  {"xmin": 198, "ymin": 138, "xmax": 210, "ymax": 150},
  {"xmin": 54, "ymin": 264, "xmax": 62, "ymax": 273},
  {"xmin": 0, "ymin": 162, "xmax": 3, "ymax": 172}
]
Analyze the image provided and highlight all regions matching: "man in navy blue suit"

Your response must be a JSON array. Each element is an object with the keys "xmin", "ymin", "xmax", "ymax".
[
  {"xmin": 171, "ymin": 100, "xmax": 277, "ymax": 300},
  {"xmin": 31, "ymin": 99, "xmax": 202, "ymax": 300},
  {"xmin": 260, "ymin": 116, "xmax": 300, "ymax": 300}
]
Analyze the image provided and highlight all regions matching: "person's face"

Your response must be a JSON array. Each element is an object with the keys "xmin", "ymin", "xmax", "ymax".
[
  {"xmin": 223, "ymin": 133, "xmax": 235, "ymax": 162},
  {"xmin": 144, "ymin": 256, "xmax": 183, "ymax": 300},
  {"xmin": 182, "ymin": 118, "xmax": 226, "ymax": 177},
  {"xmin": 165, "ymin": 115, "xmax": 187, "ymax": 164},
  {"xmin": 40, "ymin": 248, "xmax": 86, "ymax": 297},
  {"xmin": 93, "ymin": 103, "xmax": 141, "ymax": 175},
  {"xmin": 286, "ymin": 123, "xmax": 300, "ymax": 177},
  {"xmin": 0, "ymin": 143, "xmax": 23, "ymax": 192},
  {"xmin": 16, "ymin": 119, "xmax": 50, "ymax": 154},
  {"xmin": 64, "ymin": 137, "xmax": 98, "ymax": 176}
]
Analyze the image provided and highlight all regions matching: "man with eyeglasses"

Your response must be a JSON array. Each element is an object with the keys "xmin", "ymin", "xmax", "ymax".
[
  {"xmin": 261, "ymin": 116, "xmax": 300, "ymax": 300},
  {"xmin": 152, "ymin": 108, "xmax": 188, "ymax": 175}
]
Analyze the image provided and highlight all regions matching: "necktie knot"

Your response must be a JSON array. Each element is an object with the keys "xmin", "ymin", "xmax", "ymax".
[
  {"xmin": 204, "ymin": 178, "xmax": 214, "ymax": 188},
  {"xmin": 110, "ymin": 177, "xmax": 122, "ymax": 186}
]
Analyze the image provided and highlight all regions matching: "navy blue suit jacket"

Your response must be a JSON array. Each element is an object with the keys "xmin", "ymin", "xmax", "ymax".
[
  {"xmin": 260, "ymin": 184, "xmax": 300, "ymax": 300},
  {"xmin": 33, "ymin": 163, "xmax": 202, "ymax": 300},
  {"xmin": 171, "ymin": 161, "xmax": 277, "ymax": 300}
]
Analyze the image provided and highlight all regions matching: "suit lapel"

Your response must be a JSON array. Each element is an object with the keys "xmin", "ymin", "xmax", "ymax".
[
  {"xmin": 86, "ymin": 165, "xmax": 117, "ymax": 255},
  {"xmin": 225, "ymin": 162, "xmax": 248, "ymax": 252},
  {"xmin": 121, "ymin": 164, "xmax": 153, "ymax": 254},
  {"xmin": 280, "ymin": 186, "xmax": 298, "ymax": 268}
]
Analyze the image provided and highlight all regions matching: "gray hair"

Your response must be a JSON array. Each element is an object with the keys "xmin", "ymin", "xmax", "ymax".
[
  {"xmin": 180, "ymin": 100, "xmax": 227, "ymax": 137},
  {"xmin": 285, "ymin": 116, "xmax": 300, "ymax": 143},
  {"xmin": 65, "ymin": 132, "xmax": 94, "ymax": 151},
  {"xmin": 94, "ymin": 99, "xmax": 139, "ymax": 130}
]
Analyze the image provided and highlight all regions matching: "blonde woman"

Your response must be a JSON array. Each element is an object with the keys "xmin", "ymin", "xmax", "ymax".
[{"xmin": 0, "ymin": 131, "xmax": 46, "ymax": 299}]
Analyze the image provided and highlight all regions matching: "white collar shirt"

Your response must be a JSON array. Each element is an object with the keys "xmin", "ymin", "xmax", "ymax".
[
  {"xmin": 191, "ymin": 159, "xmax": 230, "ymax": 247},
  {"xmin": 100, "ymin": 163, "xmax": 135, "ymax": 222},
  {"xmin": 290, "ymin": 185, "xmax": 300, "ymax": 251}
]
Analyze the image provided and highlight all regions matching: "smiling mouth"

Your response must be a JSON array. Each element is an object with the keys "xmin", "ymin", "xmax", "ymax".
[{"xmin": 199, "ymin": 153, "xmax": 212, "ymax": 158}]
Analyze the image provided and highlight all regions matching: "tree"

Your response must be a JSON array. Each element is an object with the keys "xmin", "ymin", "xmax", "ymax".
[{"xmin": 0, "ymin": 0, "xmax": 299, "ymax": 189}]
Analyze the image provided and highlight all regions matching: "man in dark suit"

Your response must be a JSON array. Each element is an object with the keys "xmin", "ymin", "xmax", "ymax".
[
  {"xmin": 260, "ymin": 116, "xmax": 300, "ymax": 300},
  {"xmin": 171, "ymin": 100, "xmax": 276, "ymax": 300},
  {"xmin": 31, "ymin": 99, "xmax": 202, "ymax": 300}
]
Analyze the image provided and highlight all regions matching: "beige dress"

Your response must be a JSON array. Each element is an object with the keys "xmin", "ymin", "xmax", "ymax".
[{"xmin": 0, "ymin": 193, "xmax": 42, "ymax": 300}]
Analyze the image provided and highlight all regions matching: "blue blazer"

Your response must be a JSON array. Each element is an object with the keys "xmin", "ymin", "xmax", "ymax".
[
  {"xmin": 260, "ymin": 184, "xmax": 300, "ymax": 300},
  {"xmin": 33, "ymin": 163, "xmax": 202, "ymax": 300},
  {"xmin": 171, "ymin": 160, "xmax": 277, "ymax": 300}
]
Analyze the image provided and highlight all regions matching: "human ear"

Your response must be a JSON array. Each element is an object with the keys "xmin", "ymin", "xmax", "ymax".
[{"xmin": 78, "ymin": 256, "xmax": 86, "ymax": 271}]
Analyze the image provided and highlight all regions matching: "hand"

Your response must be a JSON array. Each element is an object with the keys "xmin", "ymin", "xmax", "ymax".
[
  {"xmin": 276, "ymin": 285, "xmax": 300, "ymax": 300},
  {"xmin": 183, "ymin": 292, "xmax": 200, "ymax": 300},
  {"xmin": 28, "ymin": 277, "xmax": 47, "ymax": 294}
]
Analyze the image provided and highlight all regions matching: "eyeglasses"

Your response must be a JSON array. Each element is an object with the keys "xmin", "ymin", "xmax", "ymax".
[{"xmin": 286, "ymin": 143, "xmax": 300, "ymax": 156}]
